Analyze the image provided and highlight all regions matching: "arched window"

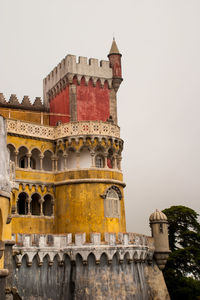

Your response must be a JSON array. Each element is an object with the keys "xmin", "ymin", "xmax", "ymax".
[
  {"xmin": 57, "ymin": 150, "xmax": 64, "ymax": 171},
  {"xmin": 19, "ymin": 156, "xmax": 28, "ymax": 168},
  {"xmin": 31, "ymin": 149, "xmax": 41, "ymax": 170},
  {"xmin": 30, "ymin": 193, "xmax": 40, "ymax": 216},
  {"xmin": 95, "ymin": 155, "xmax": 104, "ymax": 168},
  {"xmin": 79, "ymin": 147, "xmax": 91, "ymax": 168},
  {"xmin": 7, "ymin": 144, "xmax": 15, "ymax": 162},
  {"xmin": 67, "ymin": 149, "xmax": 76, "ymax": 169},
  {"xmin": 18, "ymin": 146, "xmax": 28, "ymax": 168},
  {"xmin": 159, "ymin": 223, "xmax": 163, "ymax": 233},
  {"xmin": 17, "ymin": 192, "xmax": 28, "ymax": 215},
  {"xmin": 43, "ymin": 150, "xmax": 53, "ymax": 171},
  {"xmin": 104, "ymin": 187, "xmax": 121, "ymax": 218},
  {"xmin": 107, "ymin": 149, "xmax": 114, "ymax": 169},
  {"xmin": 43, "ymin": 194, "xmax": 53, "ymax": 216}
]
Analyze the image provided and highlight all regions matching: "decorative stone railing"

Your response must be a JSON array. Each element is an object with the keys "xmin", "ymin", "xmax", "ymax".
[
  {"xmin": 6, "ymin": 119, "xmax": 120, "ymax": 140},
  {"xmin": 12, "ymin": 233, "xmax": 155, "ymax": 266}
]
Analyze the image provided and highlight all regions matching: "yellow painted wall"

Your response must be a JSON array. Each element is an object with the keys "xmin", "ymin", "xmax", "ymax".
[
  {"xmin": 55, "ymin": 181, "xmax": 126, "ymax": 240},
  {"xmin": 55, "ymin": 169, "xmax": 123, "ymax": 181},
  {"xmin": 0, "ymin": 107, "xmax": 49, "ymax": 125},
  {"xmin": 7, "ymin": 136, "xmax": 53, "ymax": 155},
  {"xmin": 11, "ymin": 169, "xmax": 126, "ymax": 237}
]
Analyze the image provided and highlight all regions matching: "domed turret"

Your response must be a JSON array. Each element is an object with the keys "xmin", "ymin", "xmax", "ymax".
[
  {"xmin": 149, "ymin": 209, "xmax": 170, "ymax": 270},
  {"xmin": 149, "ymin": 209, "xmax": 167, "ymax": 222}
]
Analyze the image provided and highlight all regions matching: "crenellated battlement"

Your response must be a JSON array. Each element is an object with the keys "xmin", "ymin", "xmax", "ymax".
[
  {"xmin": 0, "ymin": 93, "xmax": 45, "ymax": 111},
  {"xmin": 43, "ymin": 55, "xmax": 113, "ymax": 106},
  {"xmin": 44, "ymin": 55, "xmax": 112, "ymax": 85},
  {"xmin": 12, "ymin": 232, "xmax": 155, "ymax": 267},
  {"xmin": 13, "ymin": 232, "xmax": 153, "ymax": 248}
]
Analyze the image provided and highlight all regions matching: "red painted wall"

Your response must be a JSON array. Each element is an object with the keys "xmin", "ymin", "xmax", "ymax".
[
  {"xmin": 49, "ymin": 87, "xmax": 70, "ymax": 126},
  {"xmin": 76, "ymin": 78, "xmax": 110, "ymax": 122},
  {"xmin": 109, "ymin": 54, "xmax": 122, "ymax": 78}
]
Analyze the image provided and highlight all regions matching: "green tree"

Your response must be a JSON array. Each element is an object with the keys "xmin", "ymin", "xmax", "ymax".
[{"xmin": 162, "ymin": 205, "xmax": 200, "ymax": 300}]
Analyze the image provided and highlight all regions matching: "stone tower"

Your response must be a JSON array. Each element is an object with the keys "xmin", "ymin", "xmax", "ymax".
[{"xmin": 42, "ymin": 39, "xmax": 126, "ymax": 237}]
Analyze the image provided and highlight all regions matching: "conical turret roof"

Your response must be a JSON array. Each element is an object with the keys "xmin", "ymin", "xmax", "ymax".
[{"xmin": 109, "ymin": 38, "xmax": 120, "ymax": 55}]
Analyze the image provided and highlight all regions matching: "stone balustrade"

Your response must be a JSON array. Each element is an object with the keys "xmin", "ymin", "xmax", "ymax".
[
  {"xmin": 12, "ymin": 233, "xmax": 155, "ymax": 267},
  {"xmin": 7, "ymin": 119, "xmax": 120, "ymax": 140}
]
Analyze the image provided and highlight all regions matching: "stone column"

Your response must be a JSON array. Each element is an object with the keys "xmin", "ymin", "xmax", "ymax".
[
  {"xmin": 14, "ymin": 151, "xmax": 18, "ymax": 167},
  {"xmin": 109, "ymin": 89, "xmax": 118, "ymax": 124},
  {"xmin": 27, "ymin": 153, "xmax": 31, "ymax": 169},
  {"xmin": 69, "ymin": 84, "xmax": 77, "ymax": 121},
  {"xmin": 113, "ymin": 154, "xmax": 117, "ymax": 169},
  {"xmin": 63, "ymin": 153, "xmax": 68, "ymax": 170},
  {"xmin": 90, "ymin": 151, "xmax": 95, "ymax": 168},
  {"xmin": 118, "ymin": 156, "xmax": 122, "ymax": 171},
  {"xmin": 39, "ymin": 154, "xmax": 44, "ymax": 171},
  {"xmin": 104, "ymin": 152, "xmax": 109, "ymax": 169},
  {"xmin": 55, "ymin": 157, "xmax": 58, "ymax": 172},
  {"xmin": 39, "ymin": 198, "xmax": 44, "ymax": 216},
  {"xmin": 27, "ymin": 197, "xmax": 31, "ymax": 215},
  {"xmin": 76, "ymin": 151, "xmax": 80, "ymax": 169},
  {"xmin": 51, "ymin": 156, "xmax": 55, "ymax": 172}
]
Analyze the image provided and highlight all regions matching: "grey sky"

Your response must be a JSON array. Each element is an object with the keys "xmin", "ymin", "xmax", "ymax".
[{"xmin": 1, "ymin": 0, "xmax": 200, "ymax": 234}]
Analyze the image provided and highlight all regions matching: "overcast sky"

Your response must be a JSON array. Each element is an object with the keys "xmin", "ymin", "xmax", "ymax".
[{"xmin": 1, "ymin": 0, "xmax": 200, "ymax": 234}]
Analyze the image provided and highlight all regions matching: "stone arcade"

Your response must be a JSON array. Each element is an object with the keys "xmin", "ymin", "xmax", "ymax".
[{"xmin": 0, "ymin": 40, "xmax": 170, "ymax": 299}]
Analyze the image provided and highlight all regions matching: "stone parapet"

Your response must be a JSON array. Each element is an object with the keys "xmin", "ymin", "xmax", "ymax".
[
  {"xmin": 0, "ymin": 94, "xmax": 45, "ymax": 111},
  {"xmin": 43, "ymin": 55, "xmax": 113, "ymax": 102},
  {"xmin": 12, "ymin": 233, "xmax": 155, "ymax": 266},
  {"xmin": 7, "ymin": 119, "xmax": 120, "ymax": 140}
]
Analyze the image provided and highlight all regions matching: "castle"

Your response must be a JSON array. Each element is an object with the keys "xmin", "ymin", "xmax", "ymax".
[{"xmin": 0, "ymin": 39, "xmax": 170, "ymax": 299}]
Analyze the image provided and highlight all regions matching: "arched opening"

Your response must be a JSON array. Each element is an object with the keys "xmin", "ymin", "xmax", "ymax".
[
  {"xmin": 43, "ymin": 150, "xmax": 53, "ymax": 171},
  {"xmin": 30, "ymin": 193, "xmax": 40, "ymax": 216},
  {"xmin": 100, "ymin": 253, "xmax": 108, "ymax": 266},
  {"xmin": 17, "ymin": 192, "xmax": 28, "ymax": 215},
  {"xmin": 7, "ymin": 144, "xmax": 15, "ymax": 162},
  {"xmin": 79, "ymin": 147, "xmax": 91, "ymax": 168},
  {"xmin": 95, "ymin": 154, "xmax": 105, "ymax": 168},
  {"xmin": 104, "ymin": 187, "xmax": 121, "ymax": 218},
  {"xmin": 87, "ymin": 253, "xmax": 96, "ymax": 266},
  {"xmin": 18, "ymin": 146, "xmax": 28, "ymax": 168},
  {"xmin": 107, "ymin": 148, "xmax": 114, "ymax": 169},
  {"xmin": 31, "ymin": 148, "xmax": 41, "ymax": 170},
  {"xmin": 43, "ymin": 194, "xmax": 53, "ymax": 216},
  {"xmin": 67, "ymin": 148, "xmax": 76, "ymax": 169},
  {"xmin": 57, "ymin": 150, "xmax": 64, "ymax": 171}
]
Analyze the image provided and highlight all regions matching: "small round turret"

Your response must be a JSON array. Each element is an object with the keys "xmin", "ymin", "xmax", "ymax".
[
  {"xmin": 108, "ymin": 38, "xmax": 123, "ymax": 92},
  {"xmin": 149, "ymin": 209, "xmax": 170, "ymax": 270},
  {"xmin": 149, "ymin": 209, "xmax": 167, "ymax": 222}
]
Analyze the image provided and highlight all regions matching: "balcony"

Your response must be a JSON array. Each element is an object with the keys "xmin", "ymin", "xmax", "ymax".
[{"xmin": 6, "ymin": 119, "xmax": 120, "ymax": 140}]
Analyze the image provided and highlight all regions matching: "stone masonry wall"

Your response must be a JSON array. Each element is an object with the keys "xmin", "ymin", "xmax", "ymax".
[{"xmin": 9, "ymin": 233, "xmax": 170, "ymax": 300}]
